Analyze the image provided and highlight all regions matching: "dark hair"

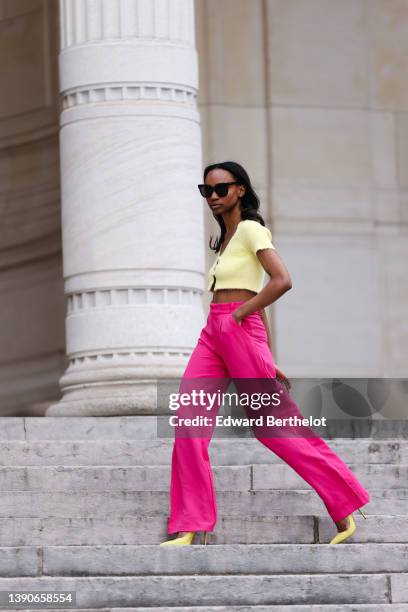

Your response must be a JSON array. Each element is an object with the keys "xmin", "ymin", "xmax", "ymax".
[{"xmin": 203, "ymin": 161, "xmax": 266, "ymax": 253}]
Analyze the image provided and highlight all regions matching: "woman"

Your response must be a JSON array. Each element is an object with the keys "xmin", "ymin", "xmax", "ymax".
[{"xmin": 160, "ymin": 161, "xmax": 370, "ymax": 547}]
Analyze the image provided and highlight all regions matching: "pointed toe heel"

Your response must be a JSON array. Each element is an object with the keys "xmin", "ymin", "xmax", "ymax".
[
  {"xmin": 159, "ymin": 531, "xmax": 196, "ymax": 546},
  {"xmin": 160, "ymin": 530, "xmax": 209, "ymax": 547}
]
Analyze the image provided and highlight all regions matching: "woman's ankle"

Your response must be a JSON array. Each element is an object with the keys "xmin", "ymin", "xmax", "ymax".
[{"xmin": 334, "ymin": 516, "xmax": 350, "ymax": 532}]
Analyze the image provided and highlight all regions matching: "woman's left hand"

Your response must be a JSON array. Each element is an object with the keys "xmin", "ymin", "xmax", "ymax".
[
  {"xmin": 231, "ymin": 310, "xmax": 243, "ymax": 325},
  {"xmin": 275, "ymin": 365, "xmax": 291, "ymax": 390}
]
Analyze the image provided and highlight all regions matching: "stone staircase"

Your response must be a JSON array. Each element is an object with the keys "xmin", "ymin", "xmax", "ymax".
[{"xmin": 0, "ymin": 416, "xmax": 408, "ymax": 611}]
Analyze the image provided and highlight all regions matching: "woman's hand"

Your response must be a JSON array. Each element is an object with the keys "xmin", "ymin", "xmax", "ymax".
[
  {"xmin": 274, "ymin": 365, "xmax": 291, "ymax": 391},
  {"xmin": 231, "ymin": 310, "xmax": 243, "ymax": 325}
]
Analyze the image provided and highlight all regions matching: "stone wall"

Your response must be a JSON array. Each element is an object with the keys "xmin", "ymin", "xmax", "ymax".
[{"xmin": 196, "ymin": 0, "xmax": 408, "ymax": 377}]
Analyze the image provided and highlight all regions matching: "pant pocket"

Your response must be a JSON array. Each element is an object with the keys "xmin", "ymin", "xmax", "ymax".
[
  {"xmin": 221, "ymin": 312, "xmax": 245, "ymax": 333},
  {"xmin": 241, "ymin": 315, "xmax": 268, "ymax": 343}
]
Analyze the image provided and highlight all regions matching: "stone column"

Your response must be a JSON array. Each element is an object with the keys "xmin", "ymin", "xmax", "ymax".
[{"xmin": 47, "ymin": 0, "xmax": 204, "ymax": 416}]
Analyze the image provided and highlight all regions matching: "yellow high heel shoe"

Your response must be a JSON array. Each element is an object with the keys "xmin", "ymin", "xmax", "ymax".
[
  {"xmin": 329, "ymin": 508, "xmax": 367, "ymax": 545},
  {"xmin": 159, "ymin": 531, "xmax": 208, "ymax": 546}
]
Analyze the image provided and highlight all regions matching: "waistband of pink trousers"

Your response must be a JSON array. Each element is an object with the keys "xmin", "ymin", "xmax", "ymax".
[
  {"xmin": 210, "ymin": 300, "xmax": 262, "ymax": 320},
  {"xmin": 209, "ymin": 300, "xmax": 260, "ymax": 314}
]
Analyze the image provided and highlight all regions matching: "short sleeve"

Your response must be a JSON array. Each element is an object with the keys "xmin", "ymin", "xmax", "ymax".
[{"xmin": 241, "ymin": 220, "xmax": 276, "ymax": 256}]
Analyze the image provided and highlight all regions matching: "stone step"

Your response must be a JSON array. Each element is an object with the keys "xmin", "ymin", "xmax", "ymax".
[
  {"xmin": 0, "ymin": 463, "xmax": 404, "ymax": 491},
  {"xmin": 3, "ymin": 606, "xmax": 407, "ymax": 612},
  {"xmin": 2, "ymin": 607, "xmax": 408, "ymax": 612},
  {"xmin": 252, "ymin": 463, "xmax": 407, "ymax": 490},
  {"xmin": 0, "ymin": 439, "xmax": 407, "ymax": 466},
  {"xmin": 17, "ymin": 543, "xmax": 408, "ymax": 576},
  {"xmin": 0, "ymin": 417, "xmax": 158, "ymax": 441},
  {"xmin": 0, "ymin": 574, "xmax": 406, "ymax": 606},
  {"xmin": 1, "ymin": 416, "xmax": 407, "ymax": 442},
  {"xmin": 127, "ymin": 607, "xmax": 408, "ymax": 612},
  {"xmin": 0, "ymin": 514, "xmax": 405, "ymax": 546},
  {"xmin": 0, "ymin": 489, "xmax": 404, "ymax": 518},
  {"xmin": 1, "ymin": 544, "xmax": 408, "ymax": 578}
]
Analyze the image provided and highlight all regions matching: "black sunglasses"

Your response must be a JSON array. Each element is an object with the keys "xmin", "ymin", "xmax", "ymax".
[{"xmin": 197, "ymin": 181, "xmax": 240, "ymax": 198}]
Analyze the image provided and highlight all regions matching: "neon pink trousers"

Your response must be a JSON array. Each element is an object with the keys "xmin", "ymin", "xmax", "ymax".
[{"xmin": 167, "ymin": 301, "xmax": 371, "ymax": 533}]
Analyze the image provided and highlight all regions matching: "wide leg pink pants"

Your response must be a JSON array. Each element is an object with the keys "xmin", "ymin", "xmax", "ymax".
[{"xmin": 167, "ymin": 301, "xmax": 371, "ymax": 533}]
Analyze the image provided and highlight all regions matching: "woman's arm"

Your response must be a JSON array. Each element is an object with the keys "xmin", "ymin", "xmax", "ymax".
[
  {"xmin": 235, "ymin": 249, "xmax": 292, "ymax": 319},
  {"xmin": 236, "ymin": 247, "xmax": 292, "ymax": 390},
  {"xmin": 259, "ymin": 306, "xmax": 292, "ymax": 390}
]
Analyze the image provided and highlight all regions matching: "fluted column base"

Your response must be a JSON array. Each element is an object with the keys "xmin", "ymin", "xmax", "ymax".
[{"xmin": 46, "ymin": 353, "xmax": 187, "ymax": 415}]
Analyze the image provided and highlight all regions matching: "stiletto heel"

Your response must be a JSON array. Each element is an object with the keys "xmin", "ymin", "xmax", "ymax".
[
  {"xmin": 160, "ymin": 531, "xmax": 196, "ymax": 546},
  {"xmin": 160, "ymin": 530, "xmax": 209, "ymax": 547},
  {"xmin": 329, "ymin": 513, "xmax": 356, "ymax": 545},
  {"xmin": 358, "ymin": 508, "xmax": 368, "ymax": 519}
]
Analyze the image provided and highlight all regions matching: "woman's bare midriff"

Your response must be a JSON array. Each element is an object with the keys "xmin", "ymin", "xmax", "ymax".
[{"xmin": 211, "ymin": 288, "xmax": 257, "ymax": 304}]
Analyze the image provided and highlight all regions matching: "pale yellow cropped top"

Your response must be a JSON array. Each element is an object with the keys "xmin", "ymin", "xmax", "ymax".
[{"xmin": 207, "ymin": 219, "xmax": 276, "ymax": 293}]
